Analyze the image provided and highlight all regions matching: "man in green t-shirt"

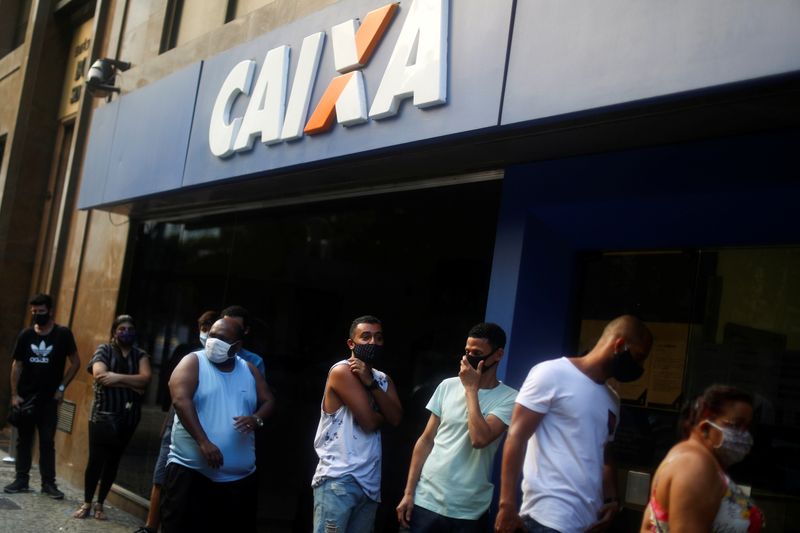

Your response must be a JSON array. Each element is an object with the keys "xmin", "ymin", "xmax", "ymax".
[{"xmin": 397, "ymin": 323, "xmax": 518, "ymax": 532}]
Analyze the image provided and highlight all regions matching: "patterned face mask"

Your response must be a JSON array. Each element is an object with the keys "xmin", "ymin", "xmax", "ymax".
[
  {"xmin": 352, "ymin": 343, "xmax": 384, "ymax": 364},
  {"xmin": 705, "ymin": 420, "xmax": 753, "ymax": 466}
]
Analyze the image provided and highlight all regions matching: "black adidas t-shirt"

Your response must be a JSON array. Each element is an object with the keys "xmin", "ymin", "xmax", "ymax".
[{"xmin": 13, "ymin": 325, "xmax": 77, "ymax": 400}]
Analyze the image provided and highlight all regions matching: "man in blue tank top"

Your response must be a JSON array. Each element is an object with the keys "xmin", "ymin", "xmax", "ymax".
[{"xmin": 160, "ymin": 318, "xmax": 275, "ymax": 532}]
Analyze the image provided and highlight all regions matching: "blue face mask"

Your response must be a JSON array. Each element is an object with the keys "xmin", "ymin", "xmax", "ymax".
[{"xmin": 199, "ymin": 332, "xmax": 209, "ymax": 347}]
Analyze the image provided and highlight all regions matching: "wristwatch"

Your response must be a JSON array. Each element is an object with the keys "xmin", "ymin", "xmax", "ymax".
[
  {"xmin": 57, "ymin": 384, "xmax": 65, "ymax": 393},
  {"xmin": 254, "ymin": 416, "xmax": 264, "ymax": 428}
]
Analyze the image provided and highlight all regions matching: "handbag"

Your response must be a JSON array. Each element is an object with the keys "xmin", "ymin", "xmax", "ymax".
[{"xmin": 8, "ymin": 395, "xmax": 37, "ymax": 427}]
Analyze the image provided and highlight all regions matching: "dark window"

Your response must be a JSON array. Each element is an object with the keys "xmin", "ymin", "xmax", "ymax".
[
  {"xmin": 117, "ymin": 180, "xmax": 502, "ymax": 531},
  {"xmin": 0, "ymin": 0, "xmax": 32, "ymax": 57}
]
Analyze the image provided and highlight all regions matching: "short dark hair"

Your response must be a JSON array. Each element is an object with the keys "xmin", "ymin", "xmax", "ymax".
[
  {"xmin": 685, "ymin": 384, "xmax": 754, "ymax": 433},
  {"xmin": 29, "ymin": 293, "xmax": 53, "ymax": 311},
  {"xmin": 467, "ymin": 322, "xmax": 507, "ymax": 351},
  {"xmin": 349, "ymin": 315, "xmax": 382, "ymax": 338},
  {"xmin": 110, "ymin": 314, "xmax": 135, "ymax": 340},
  {"xmin": 197, "ymin": 310, "xmax": 218, "ymax": 327},
  {"xmin": 222, "ymin": 305, "xmax": 250, "ymax": 329}
]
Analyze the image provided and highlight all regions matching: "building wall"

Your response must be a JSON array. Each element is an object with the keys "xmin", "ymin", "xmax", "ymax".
[
  {"xmin": 42, "ymin": 0, "xmax": 348, "ymax": 513},
  {"xmin": 0, "ymin": 0, "xmax": 71, "ymax": 421}
]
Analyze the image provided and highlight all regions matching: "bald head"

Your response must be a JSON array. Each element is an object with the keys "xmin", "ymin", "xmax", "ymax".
[
  {"xmin": 600, "ymin": 315, "xmax": 653, "ymax": 351},
  {"xmin": 209, "ymin": 317, "xmax": 244, "ymax": 343}
]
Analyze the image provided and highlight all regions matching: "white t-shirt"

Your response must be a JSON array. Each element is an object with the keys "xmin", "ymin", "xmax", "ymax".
[
  {"xmin": 311, "ymin": 361, "xmax": 388, "ymax": 502},
  {"xmin": 516, "ymin": 357, "xmax": 620, "ymax": 533}
]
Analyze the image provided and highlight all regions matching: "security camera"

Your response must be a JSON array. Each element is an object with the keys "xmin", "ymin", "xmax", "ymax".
[{"xmin": 86, "ymin": 58, "xmax": 131, "ymax": 96}]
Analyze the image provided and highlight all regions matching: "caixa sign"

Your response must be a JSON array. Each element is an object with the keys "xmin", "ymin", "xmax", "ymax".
[{"xmin": 209, "ymin": 0, "xmax": 447, "ymax": 158}]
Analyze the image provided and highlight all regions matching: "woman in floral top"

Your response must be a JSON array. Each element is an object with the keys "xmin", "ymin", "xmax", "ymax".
[{"xmin": 641, "ymin": 385, "xmax": 764, "ymax": 533}]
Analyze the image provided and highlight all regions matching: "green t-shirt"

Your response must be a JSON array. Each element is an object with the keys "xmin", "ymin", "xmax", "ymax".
[{"xmin": 414, "ymin": 377, "xmax": 518, "ymax": 519}]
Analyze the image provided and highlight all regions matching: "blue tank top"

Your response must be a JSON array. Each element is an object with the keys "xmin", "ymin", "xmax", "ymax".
[{"xmin": 168, "ymin": 351, "xmax": 257, "ymax": 481}]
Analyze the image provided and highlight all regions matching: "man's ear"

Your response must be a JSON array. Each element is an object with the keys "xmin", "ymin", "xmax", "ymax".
[
  {"xmin": 346, "ymin": 338, "xmax": 355, "ymax": 351},
  {"xmin": 494, "ymin": 347, "xmax": 505, "ymax": 361},
  {"xmin": 231, "ymin": 340, "xmax": 243, "ymax": 355},
  {"xmin": 612, "ymin": 337, "xmax": 625, "ymax": 352}
]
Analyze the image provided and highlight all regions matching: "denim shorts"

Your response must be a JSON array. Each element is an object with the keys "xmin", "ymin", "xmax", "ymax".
[
  {"xmin": 312, "ymin": 475, "xmax": 378, "ymax": 533},
  {"xmin": 152, "ymin": 424, "xmax": 172, "ymax": 486}
]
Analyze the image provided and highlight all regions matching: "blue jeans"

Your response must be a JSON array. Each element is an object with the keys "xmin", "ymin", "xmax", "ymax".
[
  {"xmin": 313, "ymin": 475, "xmax": 378, "ymax": 533},
  {"xmin": 410, "ymin": 504, "xmax": 487, "ymax": 533},
  {"xmin": 522, "ymin": 516, "xmax": 562, "ymax": 533}
]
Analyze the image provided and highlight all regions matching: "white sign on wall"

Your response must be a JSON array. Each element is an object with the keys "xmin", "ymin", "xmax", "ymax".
[{"xmin": 209, "ymin": 0, "xmax": 448, "ymax": 158}]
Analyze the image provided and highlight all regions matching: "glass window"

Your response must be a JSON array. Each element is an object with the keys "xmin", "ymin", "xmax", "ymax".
[
  {"xmin": 115, "ymin": 181, "xmax": 502, "ymax": 530},
  {"xmin": 161, "ymin": 0, "xmax": 228, "ymax": 52},
  {"xmin": 576, "ymin": 247, "xmax": 800, "ymax": 527},
  {"xmin": 0, "ymin": 0, "xmax": 31, "ymax": 57}
]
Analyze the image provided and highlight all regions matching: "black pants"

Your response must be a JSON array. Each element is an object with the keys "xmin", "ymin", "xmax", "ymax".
[
  {"xmin": 15, "ymin": 399, "xmax": 58, "ymax": 484},
  {"xmin": 83, "ymin": 418, "xmax": 137, "ymax": 503},
  {"xmin": 161, "ymin": 463, "xmax": 257, "ymax": 533}
]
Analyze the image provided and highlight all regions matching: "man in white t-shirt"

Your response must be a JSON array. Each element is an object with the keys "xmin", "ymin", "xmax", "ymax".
[
  {"xmin": 397, "ymin": 323, "xmax": 518, "ymax": 532},
  {"xmin": 495, "ymin": 315, "xmax": 653, "ymax": 533}
]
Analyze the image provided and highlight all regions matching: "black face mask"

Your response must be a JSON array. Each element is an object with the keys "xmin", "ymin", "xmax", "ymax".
[
  {"xmin": 611, "ymin": 347, "xmax": 644, "ymax": 382},
  {"xmin": 33, "ymin": 313, "xmax": 50, "ymax": 327},
  {"xmin": 466, "ymin": 348, "xmax": 497, "ymax": 371},
  {"xmin": 353, "ymin": 343, "xmax": 384, "ymax": 364}
]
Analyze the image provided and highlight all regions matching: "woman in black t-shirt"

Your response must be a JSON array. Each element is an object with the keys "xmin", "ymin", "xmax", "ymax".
[{"xmin": 73, "ymin": 315, "xmax": 151, "ymax": 520}]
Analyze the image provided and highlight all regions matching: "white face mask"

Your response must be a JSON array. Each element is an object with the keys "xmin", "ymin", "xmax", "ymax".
[
  {"xmin": 204, "ymin": 337, "xmax": 233, "ymax": 364},
  {"xmin": 706, "ymin": 420, "xmax": 753, "ymax": 466},
  {"xmin": 199, "ymin": 332, "xmax": 209, "ymax": 347}
]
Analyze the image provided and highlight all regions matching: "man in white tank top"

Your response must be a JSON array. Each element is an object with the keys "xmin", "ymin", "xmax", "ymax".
[
  {"xmin": 312, "ymin": 315, "xmax": 403, "ymax": 533},
  {"xmin": 161, "ymin": 318, "xmax": 275, "ymax": 533}
]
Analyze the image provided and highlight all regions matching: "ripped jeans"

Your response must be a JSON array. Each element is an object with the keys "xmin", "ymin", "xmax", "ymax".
[{"xmin": 313, "ymin": 475, "xmax": 378, "ymax": 533}]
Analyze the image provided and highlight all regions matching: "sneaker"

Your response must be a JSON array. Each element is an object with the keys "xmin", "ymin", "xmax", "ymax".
[
  {"xmin": 3, "ymin": 478, "xmax": 32, "ymax": 493},
  {"xmin": 41, "ymin": 483, "xmax": 64, "ymax": 499}
]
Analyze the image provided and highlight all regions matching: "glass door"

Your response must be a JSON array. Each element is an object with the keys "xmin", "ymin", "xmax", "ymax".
[{"xmin": 575, "ymin": 247, "xmax": 800, "ymax": 531}]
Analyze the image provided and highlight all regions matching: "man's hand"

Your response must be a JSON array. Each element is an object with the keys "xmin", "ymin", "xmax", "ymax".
[
  {"xmin": 586, "ymin": 501, "xmax": 620, "ymax": 533},
  {"xmin": 459, "ymin": 356, "xmax": 481, "ymax": 391},
  {"xmin": 11, "ymin": 395, "xmax": 23, "ymax": 408},
  {"xmin": 233, "ymin": 415, "xmax": 258, "ymax": 433},
  {"xmin": 396, "ymin": 494, "xmax": 414, "ymax": 528},
  {"xmin": 199, "ymin": 440, "xmax": 224, "ymax": 469},
  {"xmin": 494, "ymin": 506, "xmax": 524, "ymax": 533},
  {"xmin": 348, "ymin": 357, "xmax": 374, "ymax": 387}
]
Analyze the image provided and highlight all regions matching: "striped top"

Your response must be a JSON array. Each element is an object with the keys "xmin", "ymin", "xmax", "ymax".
[{"xmin": 88, "ymin": 343, "xmax": 148, "ymax": 426}]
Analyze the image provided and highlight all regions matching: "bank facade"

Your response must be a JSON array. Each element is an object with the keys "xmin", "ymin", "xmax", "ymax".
[{"xmin": 2, "ymin": 0, "xmax": 799, "ymax": 530}]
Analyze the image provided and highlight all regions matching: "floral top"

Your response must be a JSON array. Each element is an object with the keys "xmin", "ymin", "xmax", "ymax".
[{"xmin": 649, "ymin": 473, "xmax": 764, "ymax": 532}]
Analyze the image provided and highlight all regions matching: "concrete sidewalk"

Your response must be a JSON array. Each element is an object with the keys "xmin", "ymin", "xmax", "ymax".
[{"xmin": 0, "ymin": 448, "xmax": 143, "ymax": 533}]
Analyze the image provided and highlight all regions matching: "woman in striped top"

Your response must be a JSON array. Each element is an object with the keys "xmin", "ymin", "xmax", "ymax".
[{"xmin": 73, "ymin": 315, "xmax": 151, "ymax": 521}]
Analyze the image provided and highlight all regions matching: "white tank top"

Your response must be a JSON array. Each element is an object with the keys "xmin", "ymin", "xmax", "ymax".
[
  {"xmin": 312, "ymin": 360, "xmax": 388, "ymax": 502},
  {"xmin": 168, "ymin": 352, "xmax": 257, "ymax": 482}
]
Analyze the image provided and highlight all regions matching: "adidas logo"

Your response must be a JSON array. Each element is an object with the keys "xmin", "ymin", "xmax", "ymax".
[{"xmin": 30, "ymin": 340, "xmax": 53, "ymax": 363}]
